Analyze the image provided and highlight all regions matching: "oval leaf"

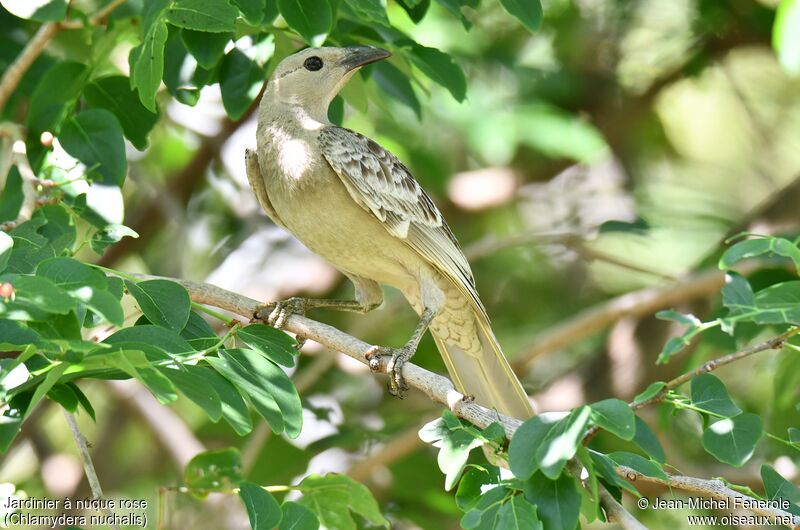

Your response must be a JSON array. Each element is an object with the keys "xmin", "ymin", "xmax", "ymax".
[{"xmin": 59, "ymin": 109, "xmax": 128, "ymax": 186}]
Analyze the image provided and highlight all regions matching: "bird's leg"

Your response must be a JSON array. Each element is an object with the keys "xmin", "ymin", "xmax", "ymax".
[{"xmin": 365, "ymin": 307, "xmax": 435, "ymax": 397}]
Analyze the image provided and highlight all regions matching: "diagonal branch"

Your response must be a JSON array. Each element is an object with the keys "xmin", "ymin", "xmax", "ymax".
[
  {"xmin": 133, "ymin": 273, "xmax": 800, "ymax": 529},
  {"xmin": 512, "ymin": 261, "xmax": 763, "ymax": 371}
]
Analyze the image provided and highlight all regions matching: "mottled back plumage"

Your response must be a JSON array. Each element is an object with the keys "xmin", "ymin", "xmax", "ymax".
[{"xmin": 318, "ymin": 126, "xmax": 488, "ymax": 322}]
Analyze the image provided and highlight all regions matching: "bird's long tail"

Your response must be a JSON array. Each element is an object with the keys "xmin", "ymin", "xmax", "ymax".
[{"xmin": 432, "ymin": 313, "xmax": 534, "ymax": 420}]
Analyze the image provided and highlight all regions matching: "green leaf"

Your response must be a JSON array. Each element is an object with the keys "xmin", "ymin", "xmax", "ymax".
[
  {"xmin": 372, "ymin": 61, "xmax": 421, "ymax": 118},
  {"xmin": 0, "ymin": 414, "xmax": 23, "ymax": 452},
  {"xmin": 608, "ymin": 451, "xmax": 668, "ymax": 480},
  {"xmin": 499, "ymin": 0, "xmax": 542, "ymax": 32},
  {"xmin": 27, "ymin": 363, "xmax": 68, "ymax": 416},
  {"xmin": 160, "ymin": 366, "xmax": 223, "ymax": 421},
  {"xmin": 702, "ymin": 413, "xmax": 763, "ymax": 467},
  {"xmin": 509, "ymin": 413, "xmax": 560, "ymax": 480},
  {"xmin": 59, "ymin": 109, "xmax": 128, "ymax": 186},
  {"xmin": 166, "ymin": 0, "xmax": 239, "ymax": 31},
  {"xmin": 97, "ymin": 350, "xmax": 178, "ymax": 403},
  {"xmin": 633, "ymin": 381, "xmax": 665, "ymax": 404},
  {"xmin": 180, "ymin": 311, "xmax": 219, "ymax": 349},
  {"xmin": 237, "ymin": 324, "xmax": 297, "ymax": 367},
  {"xmin": 279, "ymin": 501, "xmax": 320, "ymax": 530},
  {"xmin": 277, "ymin": 0, "xmax": 333, "ymax": 46},
  {"xmin": 588, "ymin": 450, "xmax": 640, "ymax": 497},
  {"xmin": 761, "ymin": 464, "xmax": 800, "ymax": 514},
  {"xmin": 536, "ymin": 407, "xmax": 591, "ymax": 479},
  {"xmin": 36, "ymin": 257, "xmax": 106, "ymax": 292},
  {"xmin": 104, "ymin": 325, "xmax": 194, "ymax": 355},
  {"xmin": 181, "ymin": 29, "xmax": 233, "ymax": 69},
  {"xmin": 84, "ymin": 76, "xmax": 160, "ymax": 150},
  {"xmin": 342, "ymin": 0, "xmax": 389, "ymax": 26},
  {"xmin": 296, "ymin": 474, "xmax": 389, "ymax": 530},
  {"xmin": 0, "ymin": 319, "xmax": 41, "ymax": 351},
  {"xmin": 219, "ymin": 48, "xmax": 267, "ymax": 120},
  {"xmin": 231, "ymin": 0, "xmax": 266, "ymax": 23},
  {"xmin": 131, "ymin": 18, "xmax": 169, "ymax": 112},
  {"xmin": 90, "ymin": 224, "xmax": 139, "ymax": 255},
  {"xmin": 433, "ymin": 0, "xmax": 473, "ymax": 29},
  {"xmin": 239, "ymin": 481, "xmax": 282, "ymax": 529},
  {"xmin": 47, "ymin": 383, "xmax": 79, "ymax": 412},
  {"xmin": 751, "ymin": 281, "xmax": 800, "ymax": 325},
  {"xmin": 67, "ymin": 382, "xmax": 95, "ymax": 420},
  {"xmin": 405, "ymin": 43, "xmax": 466, "ymax": 102},
  {"xmin": 456, "ymin": 466, "xmax": 499, "ymax": 511},
  {"xmin": 125, "ymin": 279, "xmax": 191, "ymax": 332},
  {"xmin": 207, "ymin": 349, "xmax": 302, "ymax": 437},
  {"xmin": 25, "ymin": 61, "xmax": 89, "ymax": 169},
  {"xmin": 523, "ymin": 473, "xmax": 580, "ymax": 530},
  {"xmin": 1, "ymin": 274, "xmax": 76, "ymax": 318},
  {"xmin": 774, "ymin": 0, "xmax": 800, "ymax": 76},
  {"xmin": 0, "ymin": 233, "xmax": 11, "ymax": 273},
  {"xmin": 719, "ymin": 237, "xmax": 800, "ymax": 272},
  {"xmin": 496, "ymin": 495, "xmax": 542, "ymax": 530},
  {"xmin": 396, "ymin": 0, "xmax": 429, "ymax": 23},
  {"xmin": 461, "ymin": 486, "xmax": 508, "ymax": 529},
  {"xmin": 418, "ymin": 414, "xmax": 485, "ymax": 490},
  {"xmin": 690, "ymin": 373, "xmax": 742, "ymax": 417},
  {"xmin": 184, "ymin": 447, "xmax": 243, "ymax": 492},
  {"xmin": 83, "ymin": 289, "xmax": 125, "ymax": 327},
  {"xmin": 721, "ymin": 272, "xmax": 755, "ymax": 318},
  {"xmin": 193, "ymin": 366, "xmax": 253, "ymax": 435},
  {"xmin": 589, "ymin": 399, "xmax": 635, "ymax": 440},
  {"xmin": 632, "ymin": 417, "xmax": 665, "ymax": 464},
  {"xmin": 0, "ymin": 168, "xmax": 23, "ymax": 225},
  {"xmin": 0, "ymin": 0, "xmax": 67, "ymax": 22}
]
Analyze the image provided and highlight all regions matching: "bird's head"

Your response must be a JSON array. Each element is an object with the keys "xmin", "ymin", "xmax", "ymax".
[{"xmin": 264, "ymin": 46, "xmax": 391, "ymax": 121}]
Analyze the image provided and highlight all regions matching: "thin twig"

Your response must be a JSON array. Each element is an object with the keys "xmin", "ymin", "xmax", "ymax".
[
  {"xmin": 633, "ymin": 327, "xmax": 800, "ymax": 410},
  {"xmin": 616, "ymin": 465, "xmax": 800, "ymax": 527},
  {"xmin": 583, "ymin": 327, "xmax": 799, "ymax": 442},
  {"xmin": 63, "ymin": 410, "xmax": 122, "ymax": 530}
]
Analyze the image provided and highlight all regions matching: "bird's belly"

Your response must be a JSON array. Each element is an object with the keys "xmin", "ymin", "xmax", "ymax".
[{"xmin": 268, "ymin": 176, "xmax": 417, "ymax": 288}]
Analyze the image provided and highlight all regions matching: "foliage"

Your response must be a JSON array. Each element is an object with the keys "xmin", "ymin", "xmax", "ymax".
[{"xmin": 2, "ymin": 0, "xmax": 800, "ymax": 528}]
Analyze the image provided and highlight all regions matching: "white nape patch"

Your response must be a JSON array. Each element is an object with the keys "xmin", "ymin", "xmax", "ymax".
[{"xmin": 278, "ymin": 138, "xmax": 314, "ymax": 181}]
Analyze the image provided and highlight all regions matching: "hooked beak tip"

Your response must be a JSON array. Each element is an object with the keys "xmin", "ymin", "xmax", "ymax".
[{"xmin": 340, "ymin": 46, "xmax": 391, "ymax": 71}]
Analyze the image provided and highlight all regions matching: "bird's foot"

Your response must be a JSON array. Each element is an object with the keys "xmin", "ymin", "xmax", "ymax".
[
  {"xmin": 365, "ymin": 344, "xmax": 414, "ymax": 397},
  {"xmin": 254, "ymin": 297, "xmax": 307, "ymax": 329}
]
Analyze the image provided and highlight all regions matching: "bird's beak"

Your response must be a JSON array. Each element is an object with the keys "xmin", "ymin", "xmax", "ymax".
[{"xmin": 339, "ymin": 46, "xmax": 391, "ymax": 72}]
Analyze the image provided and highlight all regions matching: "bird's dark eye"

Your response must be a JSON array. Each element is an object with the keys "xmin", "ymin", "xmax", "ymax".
[{"xmin": 304, "ymin": 56, "xmax": 323, "ymax": 71}]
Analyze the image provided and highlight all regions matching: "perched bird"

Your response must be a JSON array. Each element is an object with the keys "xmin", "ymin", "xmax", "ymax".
[{"xmin": 246, "ymin": 46, "xmax": 533, "ymax": 420}]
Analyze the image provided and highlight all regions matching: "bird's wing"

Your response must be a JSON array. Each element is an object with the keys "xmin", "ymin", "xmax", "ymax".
[{"xmin": 318, "ymin": 126, "xmax": 487, "ymax": 320}]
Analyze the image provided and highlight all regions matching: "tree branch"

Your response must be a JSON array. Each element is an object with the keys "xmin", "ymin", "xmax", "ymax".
[
  {"xmin": 131, "ymin": 273, "xmax": 799, "ymax": 528},
  {"xmin": 616, "ymin": 465, "xmax": 800, "ymax": 527},
  {"xmin": 512, "ymin": 262, "xmax": 762, "ymax": 371},
  {"xmin": 63, "ymin": 410, "xmax": 122, "ymax": 530},
  {"xmin": 0, "ymin": 23, "xmax": 58, "ymax": 112},
  {"xmin": 0, "ymin": 1, "xmax": 129, "ymax": 112}
]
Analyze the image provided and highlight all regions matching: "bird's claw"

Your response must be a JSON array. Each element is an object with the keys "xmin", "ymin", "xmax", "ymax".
[
  {"xmin": 254, "ymin": 297, "xmax": 307, "ymax": 329},
  {"xmin": 365, "ymin": 345, "xmax": 413, "ymax": 397}
]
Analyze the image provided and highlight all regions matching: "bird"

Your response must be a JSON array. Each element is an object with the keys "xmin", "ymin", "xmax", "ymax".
[{"xmin": 245, "ymin": 46, "xmax": 534, "ymax": 420}]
